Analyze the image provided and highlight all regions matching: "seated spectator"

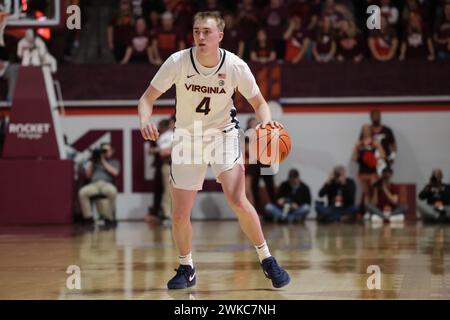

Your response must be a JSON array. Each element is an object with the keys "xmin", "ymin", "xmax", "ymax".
[
  {"xmin": 433, "ymin": 2, "xmax": 450, "ymax": 60},
  {"xmin": 260, "ymin": 0, "xmax": 288, "ymax": 60},
  {"xmin": 368, "ymin": 15, "xmax": 399, "ymax": 62},
  {"xmin": 283, "ymin": 16, "xmax": 310, "ymax": 63},
  {"xmin": 250, "ymin": 29, "xmax": 276, "ymax": 64},
  {"xmin": 312, "ymin": 16, "xmax": 336, "ymax": 63},
  {"xmin": 336, "ymin": 19, "xmax": 364, "ymax": 63},
  {"xmin": 399, "ymin": 12, "xmax": 435, "ymax": 61},
  {"xmin": 17, "ymin": 29, "xmax": 57, "ymax": 73},
  {"xmin": 265, "ymin": 169, "xmax": 311, "ymax": 223},
  {"xmin": 369, "ymin": 110, "xmax": 397, "ymax": 170},
  {"xmin": 221, "ymin": 11, "xmax": 244, "ymax": 58},
  {"xmin": 108, "ymin": 0, "xmax": 135, "ymax": 62},
  {"xmin": 418, "ymin": 169, "xmax": 450, "ymax": 222},
  {"xmin": 352, "ymin": 124, "xmax": 385, "ymax": 212},
  {"xmin": 120, "ymin": 17, "xmax": 152, "ymax": 64},
  {"xmin": 78, "ymin": 143, "xmax": 120, "ymax": 227},
  {"xmin": 151, "ymin": 11, "xmax": 185, "ymax": 66},
  {"xmin": 367, "ymin": 167, "xmax": 407, "ymax": 223},
  {"xmin": 316, "ymin": 166, "xmax": 358, "ymax": 223}
]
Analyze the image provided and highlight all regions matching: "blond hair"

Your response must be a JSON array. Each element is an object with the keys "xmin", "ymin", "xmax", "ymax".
[{"xmin": 193, "ymin": 11, "xmax": 225, "ymax": 32}]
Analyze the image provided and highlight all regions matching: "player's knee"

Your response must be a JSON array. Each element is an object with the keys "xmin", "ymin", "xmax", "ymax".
[
  {"xmin": 172, "ymin": 212, "xmax": 190, "ymax": 225},
  {"xmin": 228, "ymin": 196, "xmax": 248, "ymax": 212}
]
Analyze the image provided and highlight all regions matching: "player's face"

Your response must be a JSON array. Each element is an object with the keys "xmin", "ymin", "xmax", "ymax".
[{"xmin": 193, "ymin": 18, "xmax": 223, "ymax": 53}]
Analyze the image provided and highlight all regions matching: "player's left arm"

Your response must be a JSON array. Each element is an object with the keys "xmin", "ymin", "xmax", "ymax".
[{"xmin": 247, "ymin": 92, "xmax": 283, "ymax": 129}]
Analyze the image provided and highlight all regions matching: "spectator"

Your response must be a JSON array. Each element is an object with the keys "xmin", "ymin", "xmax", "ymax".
[
  {"xmin": 399, "ymin": 12, "xmax": 435, "ymax": 61},
  {"xmin": 283, "ymin": 15, "xmax": 310, "ymax": 63},
  {"xmin": 156, "ymin": 117, "xmax": 174, "ymax": 226},
  {"xmin": 368, "ymin": 15, "xmax": 399, "ymax": 62},
  {"xmin": 236, "ymin": 0, "xmax": 260, "ymax": 60},
  {"xmin": 17, "ymin": 29, "xmax": 57, "ymax": 73},
  {"xmin": 221, "ymin": 11, "xmax": 244, "ymax": 58},
  {"xmin": 316, "ymin": 166, "xmax": 358, "ymax": 223},
  {"xmin": 265, "ymin": 169, "xmax": 311, "ymax": 223},
  {"xmin": 288, "ymin": 0, "xmax": 321, "ymax": 31},
  {"xmin": 120, "ymin": 17, "xmax": 152, "ymax": 64},
  {"xmin": 151, "ymin": 11, "xmax": 185, "ymax": 66},
  {"xmin": 369, "ymin": 110, "xmax": 397, "ymax": 170},
  {"xmin": 401, "ymin": 0, "xmax": 426, "ymax": 25},
  {"xmin": 433, "ymin": 2, "xmax": 450, "ymax": 59},
  {"xmin": 380, "ymin": 0, "xmax": 400, "ymax": 28},
  {"xmin": 418, "ymin": 168, "xmax": 450, "ymax": 222},
  {"xmin": 250, "ymin": 29, "xmax": 277, "ymax": 64},
  {"xmin": 352, "ymin": 124, "xmax": 385, "ymax": 212},
  {"xmin": 107, "ymin": 0, "xmax": 135, "ymax": 62},
  {"xmin": 260, "ymin": 0, "xmax": 288, "ymax": 60},
  {"xmin": 367, "ymin": 167, "xmax": 407, "ymax": 223},
  {"xmin": 78, "ymin": 143, "xmax": 120, "ymax": 226},
  {"xmin": 312, "ymin": 16, "xmax": 336, "ymax": 63},
  {"xmin": 336, "ymin": 19, "xmax": 364, "ymax": 63}
]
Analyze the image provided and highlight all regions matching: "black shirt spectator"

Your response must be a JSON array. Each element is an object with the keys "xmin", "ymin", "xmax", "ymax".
[
  {"xmin": 120, "ymin": 17, "xmax": 152, "ymax": 64},
  {"xmin": 265, "ymin": 169, "xmax": 311, "ymax": 223},
  {"xmin": 319, "ymin": 175, "xmax": 356, "ymax": 209},
  {"xmin": 312, "ymin": 16, "xmax": 336, "ymax": 63},
  {"xmin": 107, "ymin": 0, "xmax": 135, "ymax": 62},
  {"xmin": 316, "ymin": 166, "xmax": 358, "ymax": 223},
  {"xmin": 418, "ymin": 169, "xmax": 450, "ymax": 222},
  {"xmin": 399, "ymin": 12, "xmax": 435, "ymax": 60},
  {"xmin": 336, "ymin": 19, "xmax": 364, "ymax": 63}
]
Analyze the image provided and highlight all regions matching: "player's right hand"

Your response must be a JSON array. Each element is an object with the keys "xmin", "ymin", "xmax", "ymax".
[{"xmin": 140, "ymin": 121, "xmax": 159, "ymax": 141}]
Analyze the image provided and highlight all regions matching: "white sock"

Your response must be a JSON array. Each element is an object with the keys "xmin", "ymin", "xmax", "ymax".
[
  {"xmin": 179, "ymin": 252, "xmax": 194, "ymax": 268},
  {"xmin": 255, "ymin": 241, "xmax": 271, "ymax": 263}
]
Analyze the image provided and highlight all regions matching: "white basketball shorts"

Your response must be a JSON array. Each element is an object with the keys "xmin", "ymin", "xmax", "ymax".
[{"xmin": 169, "ymin": 128, "xmax": 243, "ymax": 190}]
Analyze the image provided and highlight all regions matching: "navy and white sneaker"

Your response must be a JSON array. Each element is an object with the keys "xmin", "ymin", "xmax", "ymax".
[
  {"xmin": 261, "ymin": 257, "xmax": 290, "ymax": 288},
  {"xmin": 167, "ymin": 265, "xmax": 196, "ymax": 289}
]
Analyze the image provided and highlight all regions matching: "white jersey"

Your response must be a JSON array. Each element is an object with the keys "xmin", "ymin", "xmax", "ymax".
[{"xmin": 151, "ymin": 47, "xmax": 260, "ymax": 135}]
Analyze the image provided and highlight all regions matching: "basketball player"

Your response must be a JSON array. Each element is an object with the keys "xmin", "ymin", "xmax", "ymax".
[{"xmin": 138, "ymin": 11, "xmax": 290, "ymax": 289}]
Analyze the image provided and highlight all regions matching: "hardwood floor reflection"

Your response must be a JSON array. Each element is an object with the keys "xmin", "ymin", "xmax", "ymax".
[{"xmin": 0, "ymin": 221, "xmax": 449, "ymax": 299}]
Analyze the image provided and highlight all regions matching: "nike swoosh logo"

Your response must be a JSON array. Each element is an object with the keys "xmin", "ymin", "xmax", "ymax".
[
  {"xmin": 189, "ymin": 273, "xmax": 196, "ymax": 282},
  {"xmin": 187, "ymin": 74, "xmax": 196, "ymax": 79}
]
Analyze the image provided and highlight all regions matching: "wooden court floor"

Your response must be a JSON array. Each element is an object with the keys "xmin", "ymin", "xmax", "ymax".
[{"xmin": 0, "ymin": 220, "xmax": 449, "ymax": 300}]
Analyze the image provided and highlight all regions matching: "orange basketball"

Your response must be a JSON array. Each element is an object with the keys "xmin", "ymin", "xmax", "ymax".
[{"xmin": 255, "ymin": 124, "xmax": 292, "ymax": 165}]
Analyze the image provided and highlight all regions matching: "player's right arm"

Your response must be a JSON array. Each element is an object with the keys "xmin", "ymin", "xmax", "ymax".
[
  {"xmin": 138, "ymin": 52, "xmax": 180, "ymax": 140},
  {"xmin": 138, "ymin": 85, "xmax": 163, "ymax": 141}
]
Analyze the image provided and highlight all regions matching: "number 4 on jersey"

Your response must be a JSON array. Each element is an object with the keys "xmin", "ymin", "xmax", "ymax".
[{"xmin": 196, "ymin": 97, "xmax": 211, "ymax": 115}]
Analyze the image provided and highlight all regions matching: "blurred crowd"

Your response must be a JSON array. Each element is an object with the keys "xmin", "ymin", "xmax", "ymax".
[{"xmin": 98, "ymin": 0, "xmax": 450, "ymax": 64}]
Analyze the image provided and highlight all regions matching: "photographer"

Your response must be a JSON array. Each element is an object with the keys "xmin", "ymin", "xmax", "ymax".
[
  {"xmin": 367, "ymin": 167, "xmax": 407, "ymax": 223},
  {"xmin": 418, "ymin": 169, "xmax": 450, "ymax": 222},
  {"xmin": 78, "ymin": 143, "xmax": 120, "ymax": 226},
  {"xmin": 315, "ymin": 166, "xmax": 358, "ymax": 223},
  {"xmin": 264, "ymin": 169, "xmax": 311, "ymax": 223}
]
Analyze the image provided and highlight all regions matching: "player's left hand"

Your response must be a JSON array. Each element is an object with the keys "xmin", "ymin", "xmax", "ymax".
[{"xmin": 258, "ymin": 121, "xmax": 284, "ymax": 129}]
